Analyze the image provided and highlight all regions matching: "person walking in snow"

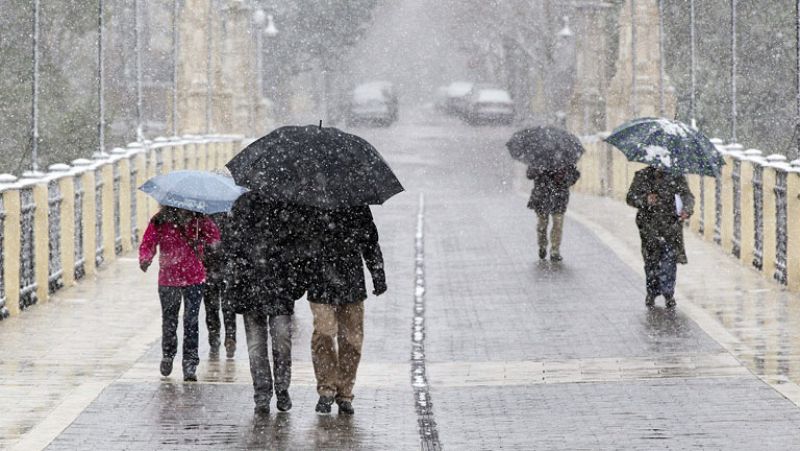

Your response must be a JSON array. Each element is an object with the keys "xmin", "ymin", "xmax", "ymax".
[
  {"xmin": 626, "ymin": 166, "xmax": 694, "ymax": 308},
  {"xmin": 526, "ymin": 164, "xmax": 581, "ymax": 262},
  {"xmin": 139, "ymin": 206, "xmax": 221, "ymax": 381}
]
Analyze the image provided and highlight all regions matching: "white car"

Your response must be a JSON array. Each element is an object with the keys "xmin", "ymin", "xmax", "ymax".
[
  {"xmin": 444, "ymin": 81, "xmax": 474, "ymax": 117},
  {"xmin": 465, "ymin": 87, "xmax": 515, "ymax": 125}
]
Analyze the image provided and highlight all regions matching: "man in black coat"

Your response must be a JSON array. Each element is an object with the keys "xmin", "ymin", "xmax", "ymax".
[
  {"xmin": 527, "ymin": 164, "xmax": 581, "ymax": 261},
  {"xmin": 223, "ymin": 192, "xmax": 312, "ymax": 415},
  {"xmin": 626, "ymin": 166, "xmax": 694, "ymax": 308},
  {"xmin": 305, "ymin": 206, "xmax": 387, "ymax": 415}
]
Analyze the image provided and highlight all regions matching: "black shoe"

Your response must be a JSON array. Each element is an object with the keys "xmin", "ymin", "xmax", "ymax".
[
  {"xmin": 645, "ymin": 295, "xmax": 655, "ymax": 307},
  {"xmin": 160, "ymin": 357, "xmax": 173, "ymax": 377},
  {"xmin": 254, "ymin": 404, "xmax": 270, "ymax": 416},
  {"xmin": 665, "ymin": 296, "xmax": 677, "ymax": 308},
  {"xmin": 276, "ymin": 391, "xmax": 292, "ymax": 412},
  {"xmin": 337, "ymin": 400, "xmax": 355, "ymax": 415},
  {"xmin": 209, "ymin": 335, "xmax": 221, "ymax": 350},
  {"xmin": 315, "ymin": 396, "xmax": 334, "ymax": 414},
  {"xmin": 538, "ymin": 248, "xmax": 547, "ymax": 260},
  {"xmin": 183, "ymin": 364, "xmax": 197, "ymax": 382},
  {"xmin": 550, "ymin": 253, "xmax": 563, "ymax": 263},
  {"xmin": 224, "ymin": 337, "xmax": 236, "ymax": 359}
]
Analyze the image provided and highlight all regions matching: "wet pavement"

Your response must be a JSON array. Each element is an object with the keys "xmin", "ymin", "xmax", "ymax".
[{"xmin": 5, "ymin": 109, "xmax": 800, "ymax": 449}]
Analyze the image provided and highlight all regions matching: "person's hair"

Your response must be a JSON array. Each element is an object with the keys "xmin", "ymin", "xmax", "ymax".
[{"xmin": 153, "ymin": 206, "xmax": 195, "ymax": 226}]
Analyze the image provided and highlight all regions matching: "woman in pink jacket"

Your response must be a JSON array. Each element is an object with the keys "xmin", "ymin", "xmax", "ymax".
[{"xmin": 139, "ymin": 207, "xmax": 220, "ymax": 381}]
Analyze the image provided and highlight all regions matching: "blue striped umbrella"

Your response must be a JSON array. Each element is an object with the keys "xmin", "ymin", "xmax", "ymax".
[
  {"xmin": 139, "ymin": 170, "xmax": 248, "ymax": 214},
  {"xmin": 605, "ymin": 117, "xmax": 725, "ymax": 176}
]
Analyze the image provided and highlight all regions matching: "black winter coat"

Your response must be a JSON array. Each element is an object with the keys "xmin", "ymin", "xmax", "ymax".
[
  {"xmin": 626, "ymin": 166, "xmax": 695, "ymax": 264},
  {"xmin": 305, "ymin": 206, "xmax": 385, "ymax": 305},
  {"xmin": 526, "ymin": 165, "xmax": 580, "ymax": 214},
  {"xmin": 222, "ymin": 193, "xmax": 313, "ymax": 315}
]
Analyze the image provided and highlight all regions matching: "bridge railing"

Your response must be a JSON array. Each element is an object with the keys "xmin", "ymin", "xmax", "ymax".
[
  {"xmin": 0, "ymin": 135, "xmax": 243, "ymax": 319},
  {"xmin": 573, "ymin": 135, "xmax": 800, "ymax": 291}
]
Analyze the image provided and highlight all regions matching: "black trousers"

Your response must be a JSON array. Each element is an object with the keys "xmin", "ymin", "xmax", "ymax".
[
  {"xmin": 204, "ymin": 281, "xmax": 236, "ymax": 345},
  {"xmin": 159, "ymin": 285, "xmax": 203, "ymax": 369}
]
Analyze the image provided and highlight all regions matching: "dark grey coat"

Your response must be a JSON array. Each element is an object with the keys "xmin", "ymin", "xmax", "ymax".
[
  {"xmin": 222, "ymin": 193, "xmax": 312, "ymax": 315},
  {"xmin": 526, "ymin": 165, "xmax": 581, "ymax": 214},
  {"xmin": 305, "ymin": 206, "xmax": 385, "ymax": 305},
  {"xmin": 626, "ymin": 166, "xmax": 695, "ymax": 264}
]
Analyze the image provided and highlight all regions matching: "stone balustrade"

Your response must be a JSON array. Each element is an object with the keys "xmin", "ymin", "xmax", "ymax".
[
  {"xmin": 0, "ymin": 135, "xmax": 243, "ymax": 319},
  {"xmin": 573, "ymin": 135, "xmax": 800, "ymax": 291}
]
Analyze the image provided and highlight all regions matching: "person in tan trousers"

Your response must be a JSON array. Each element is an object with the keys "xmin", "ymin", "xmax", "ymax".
[
  {"xmin": 306, "ymin": 206, "xmax": 387, "ymax": 415},
  {"xmin": 526, "ymin": 164, "xmax": 581, "ymax": 262}
]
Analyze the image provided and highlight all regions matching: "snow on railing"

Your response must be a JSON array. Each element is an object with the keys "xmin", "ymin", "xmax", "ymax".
[{"xmin": 0, "ymin": 134, "xmax": 244, "ymax": 319}]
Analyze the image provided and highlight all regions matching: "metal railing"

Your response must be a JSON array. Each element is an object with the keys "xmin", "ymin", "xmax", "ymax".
[
  {"xmin": 775, "ymin": 168, "xmax": 788, "ymax": 284},
  {"xmin": 0, "ymin": 195, "xmax": 7, "ymax": 319},
  {"xmin": 698, "ymin": 176, "xmax": 705, "ymax": 235},
  {"xmin": 74, "ymin": 175, "xmax": 85, "ymax": 280},
  {"xmin": 19, "ymin": 187, "xmax": 37, "ymax": 309},
  {"xmin": 155, "ymin": 147, "xmax": 164, "ymax": 175},
  {"xmin": 113, "ymin": 163, "xmax": 122, "ymax": 255},
  {"xmin": 732, "ymin": 158, "xmax": 742, "ymax": 258},
  {"xmin": 130, "ymin": 161, "xmax": 139, "ymax": 246},
  {"xmin": 95, "ymin": 169, "xmax": 104, "ymax": 266},
  {"xmin": 752, "ymin": 164, "xmax": 764, "ymax": 270},
  {"xmin": 47, "ymin": 180, "xmax": 64, "ymax": 292},
  {"xmin": 713, "ymin": 172, "xmax": 722, "ymax": 245}
]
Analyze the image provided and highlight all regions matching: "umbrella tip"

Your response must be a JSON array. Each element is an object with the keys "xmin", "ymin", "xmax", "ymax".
[{"xmin": 319, "ymin": 120, "xmax": 323, "ymax": 129}]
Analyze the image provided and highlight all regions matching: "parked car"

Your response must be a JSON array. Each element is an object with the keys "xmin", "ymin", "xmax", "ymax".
[
  {"xmin": 444, "ymin": 81, "xmax": 474, "ymax": 117},
  {"xmin": 464, "ymin": 85, "xmax": 515, "ymax": 125},
  {"xmin": 346, "ymin": 81, "xmax": 399, "ymax": 127},
  {"xmin": 434, "ymin": 86, "xmax": 450, "ymax": 113}
]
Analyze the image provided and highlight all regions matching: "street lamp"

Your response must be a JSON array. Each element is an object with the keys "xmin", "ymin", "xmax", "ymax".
[
  {"xmin": 97, "ymin": 0, "xmax": 106, "ymax": 156},
  {"xmin": 253, "ymin": 9, "xmax": 266, "ymax": 99},
  {"xmin": 172, "ymin": 0, "xmax": 179, "ymax": 136},
  {"xmin": 134, "ymin": 0, "xmax": 144, "ymax": 141},
  {"xmin": 31, "ymin": 0, "xmax": 40, "ymax": 173}
]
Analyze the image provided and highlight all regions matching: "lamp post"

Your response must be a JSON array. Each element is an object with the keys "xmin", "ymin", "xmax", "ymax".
[
  {"xmin": 731, "ymin": 0, "xmax": 738, "ymax": 143},
  {"xmin": 795, "ymin": 0, "xmax": 800, "ymax": 157},
  {"xmin": 658, "ymin": 0, "xmax": 665, "ymax": 117},
  {"xmin": 630, "ymin": 0, "xmax": 637, "ymax": 118},
  {"xmin": 555, "ymin": 16, "xmax": 573, "ymax": 127},
  {"xmin": 690, "ymin": 0, "xmax": 696, "ymax": 128},
  {"xmin": 253, "ymin": 9, "xmax": 266, "ymax": 100},
  {"xmin": 134, "ymin": 0, "xmax": 144, "ymax": 141},
  {"xmin": 31, "ymin": 0, "xmax": 40, "ymax": 173},
  {"xmin": 97, "ymin": 0, "xmax": 106, "ymax": 156},
  {"xmin": 172, "ymin": 0, "xmax": 179, "ymax": 136},
  {"xmin": 205, "ymin": 0, "xmax": 214, "ymax": 134}
]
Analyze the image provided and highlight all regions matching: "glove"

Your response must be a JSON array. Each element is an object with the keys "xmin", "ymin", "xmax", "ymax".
[
  {"xmin": 139, "ymin": 260, "xmax": 150, "ymax": 273},
  {"xmin": 372, "ymin": 277, "xmax": 387, "ymax": 296}
]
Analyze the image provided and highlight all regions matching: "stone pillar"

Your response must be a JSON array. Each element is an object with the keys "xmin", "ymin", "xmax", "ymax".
[
  {"xmin": 58, "ymin": 175, "xmax": 76, "ymax": 288},
  {"xmin": 605, "ymin": 0, "xmax": 675, "ymax": 130},
  {"xmin": 3, "ymin": 188, "xmax": 21, "ymax": 315},
  {"xmin": 221, "ymin": 1, "xmax": 259, "ymax": 136},
  {"xmin": 568, "ymin": 1, "xmax": 612, "ymax": 135},
  {"xmin": 762, "ymin": 165, "xmax": 779, "ymax": 279},
  {"xmin": 786, "ymin": 170, "xmax": 800, "ymax": 291},
  {"xmin": 739, "ymin": 157, "xmax": 757, "ymax": 266}
]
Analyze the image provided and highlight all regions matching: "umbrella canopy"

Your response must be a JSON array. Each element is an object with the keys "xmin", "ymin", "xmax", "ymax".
[
  {"xmin": 605, "ymin": 117, "xmax": 725, "ymax": 176},
  {"xmin": 506, "ymin": 126, "xmax": 585, "ymax": 169},
  {"xmin": 139, "ymin": 170, "xmax": 249, "ymax": 214},
  {"xmin": 226, "ymin": 125, "xmax": 404, "ymax": 209}
]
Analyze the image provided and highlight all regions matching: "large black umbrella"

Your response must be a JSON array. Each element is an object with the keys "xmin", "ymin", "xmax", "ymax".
[
  {"xmin": 226, "ymin": 125, "xmax": 404, "ymax": 209},
  {"xmin": 506, "ymin": 126, "xmax": 585, "ymax": 169}
]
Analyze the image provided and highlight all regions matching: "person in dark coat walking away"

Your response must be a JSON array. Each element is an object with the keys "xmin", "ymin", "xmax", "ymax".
[
  {"xmin": 626, "ymin": 166, "xmax": 694, "ymax": 308},
  {"xmin": 204, "ymin": 212, "xmax": 237, "ymax": 358},
  {"xmin": 527, "ymin": 164, "xmax": 581, "ymax": 261},
  {"xmin": 139, "ymin": 207, "xmax": 221, "ymax": 381},
  {"xmin": 306, "ymin": 206, "xmax": 387, "ymax": 415},
  {"xmin": 223, "ymin": 192, "xmax": 311, "ymax": 415}
]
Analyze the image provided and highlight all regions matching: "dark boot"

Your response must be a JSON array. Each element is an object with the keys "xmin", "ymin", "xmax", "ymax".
[
  {"xmin": 538, "ymin": 248, "xmax": 547, "ymax": 260},
  {"xmin": 645, "ymin": 294, "xmax": 655, "ymax": 307},
  {"xmin": 160, "ymin": 357, "xmax": 173, "ymax": 377},
  {"xmin": 276, "ymin": 391, "xmax": 292, "ymax": 412},
  {"xmin": 665, "ymin": 296, "xmax": 676, "ymax": 308},
  {"xmin": 183, "ymin": 363, "xmax": 197, "ymax": 382},
  {"xmin": 337, "ymin": 400, "xmax": 355, "ymax": 415},
  {"xmin": 224, "ymin": 337, "xmax": 236, "ymax": 359},
  {"xmin": 315, "ymin": 396, "xmax": 334, "ymax": 414}
]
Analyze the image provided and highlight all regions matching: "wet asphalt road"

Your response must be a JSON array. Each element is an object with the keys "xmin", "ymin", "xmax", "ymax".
[{"xmin": 44, "ymin": 108, "xmax": 800, "ymax": 450}]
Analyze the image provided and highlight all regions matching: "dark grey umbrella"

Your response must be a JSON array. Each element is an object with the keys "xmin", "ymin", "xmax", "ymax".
[
  {"xmin": 506, "ymin": 126, "xmax": 585, "ymax": 169},
  {"xmin": 226, "ymin": 125, "xmax": 404, "ymax": 209}
]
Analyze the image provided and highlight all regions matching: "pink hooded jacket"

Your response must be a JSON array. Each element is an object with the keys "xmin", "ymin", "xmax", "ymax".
[{"xmin": 139, "ymin": 215, "xmax": 221, "ymax": 287}]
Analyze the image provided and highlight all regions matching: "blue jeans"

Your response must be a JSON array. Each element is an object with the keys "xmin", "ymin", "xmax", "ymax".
[
  {"xmin": 644, "ymin": 241, "xmax": 677, "ymax": 298},
  {"xmin": 159, "ymin": 285, "xmax": 203, "ymax": 370}
]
